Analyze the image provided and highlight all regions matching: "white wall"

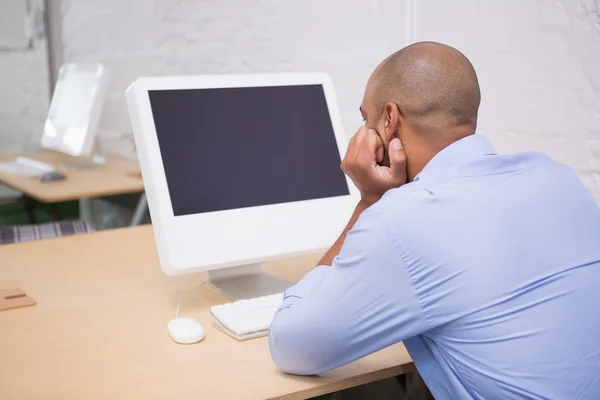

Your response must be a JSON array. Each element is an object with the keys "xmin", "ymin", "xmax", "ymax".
[
  {"xmin": 0, "ymin": 37, "xmax": 50, "ymax": 154},
  {"xmin": 413, "ymin": 0, "xmax": 600, "ymax": 199},
  {"xmin": 0, "ymin": 0, "xmax": 50, "ymax": 155},
  {"xmin": 54, "ymin": 0, "xmax": 404, "ymax": 160},
  {"xmin": 49, "ymin": 0, "xmax": 600, "ymax": 199}
]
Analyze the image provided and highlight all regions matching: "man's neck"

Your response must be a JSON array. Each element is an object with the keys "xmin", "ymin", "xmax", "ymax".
[{"xmin": 406, "ymin": 129, "xmax": 475, "ymax": 181}]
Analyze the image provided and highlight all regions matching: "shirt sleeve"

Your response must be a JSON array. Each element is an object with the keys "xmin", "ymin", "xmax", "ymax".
[{"xmin": 268, "ymin": 206, "xmax": 430, "ymax": 375}]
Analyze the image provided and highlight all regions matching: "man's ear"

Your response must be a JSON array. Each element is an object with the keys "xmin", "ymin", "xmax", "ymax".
[{"xmin": 384, "ymin": 102, "xmax": 400, "ymax": 140}]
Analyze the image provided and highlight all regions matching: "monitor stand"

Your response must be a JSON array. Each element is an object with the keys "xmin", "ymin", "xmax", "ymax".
[{"xmin": 207, "ymin": 264, "xmax": 293, "ymax": 300}]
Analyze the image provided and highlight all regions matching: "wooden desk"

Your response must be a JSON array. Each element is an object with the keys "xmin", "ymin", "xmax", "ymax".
[
  {"xmin": 0, "ymin": 151, "xmax": 143, "ymax": 203},
  {"xmin": 0, "ymin": 226, "xmax": 414, "ymax": 399}
]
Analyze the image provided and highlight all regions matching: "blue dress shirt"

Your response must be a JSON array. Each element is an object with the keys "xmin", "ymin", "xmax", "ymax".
[{"xmin": 269, "ymin": 134, "xmax": 600, "ymax": 399}]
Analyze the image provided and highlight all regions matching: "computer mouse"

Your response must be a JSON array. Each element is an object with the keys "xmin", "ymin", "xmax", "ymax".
[
  {"xmin": 167, "ymin": 317, "xmax": 205, "ymax": 344},
  {"xmin": 40, "ymin": 171, "xmax": 66, "ymax": 182}
]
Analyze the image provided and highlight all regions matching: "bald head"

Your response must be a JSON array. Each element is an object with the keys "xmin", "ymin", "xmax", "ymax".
[{"xmin": 368, "ymin": 41, "xmax": 481, "ymax": 135}]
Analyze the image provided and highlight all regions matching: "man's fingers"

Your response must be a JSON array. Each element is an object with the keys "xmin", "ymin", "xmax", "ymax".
[
  {"xmin": 347, "ymin": 127, "xmax": 365, "ymax": 160},
  {"xmin": 376, "ymin": 143, "xmax": 384, "ymax": 164},
  {"xmin": 388, "ymin": 138, "xmax": 407, "ymax": 182},
  {"xmin": 356, "ymin": 128, "xmax": 382, "ymax": 165},
  {"xmin": 353, "ymin": 126, "xmax": 370, "ymax": 149},
  {"xmin": 346, "ymin": 131, "xmax": 358, "ymax": 157},
  {"xmin": 342, "ymin": 127, "xmax": 365, "ymax": 174},
  {"xmin": 345, "ymin": 126, "xmax": 370, "ymax": 166}
]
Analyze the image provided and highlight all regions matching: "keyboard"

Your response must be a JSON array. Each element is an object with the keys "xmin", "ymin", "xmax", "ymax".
[
  {"xmin": 210, "ymin": 293, "xmax": 284, "ymax": 341},
  {"xmin": 0, "ymin": 157, "xmax": 55, "ymax": 177}
]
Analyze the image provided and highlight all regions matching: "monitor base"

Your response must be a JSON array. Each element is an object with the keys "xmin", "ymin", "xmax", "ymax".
[{"xmin": 208, "ymin": 264, "xmax": 293, "ymax": 300}]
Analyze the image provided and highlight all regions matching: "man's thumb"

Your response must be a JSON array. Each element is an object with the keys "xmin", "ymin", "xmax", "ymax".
[{"xmin": 388, "ymin": 138, "xmax": 407, "ymax": 180}]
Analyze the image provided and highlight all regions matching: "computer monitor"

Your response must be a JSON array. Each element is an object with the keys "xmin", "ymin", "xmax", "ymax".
[
  {"xmin": 126, "ymin": 73, "xmax": 359, "ymax": 298},
  {"xmin": 41, "ymin": 63, "xmax": 109, "ymax": 156}
]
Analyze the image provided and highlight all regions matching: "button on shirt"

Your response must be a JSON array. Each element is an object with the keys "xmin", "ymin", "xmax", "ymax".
[{"xmin": 269, "ymin": 134, "xmax": 600, "ymax": 400}]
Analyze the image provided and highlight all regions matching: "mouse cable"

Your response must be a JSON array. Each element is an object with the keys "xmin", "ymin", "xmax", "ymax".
[{"xmin": 175, "ymin": 282, "xmax": 206, "ymax": 319}]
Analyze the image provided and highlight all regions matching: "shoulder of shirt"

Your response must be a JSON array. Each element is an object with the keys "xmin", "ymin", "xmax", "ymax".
[
  {"xmin": 368, "ymin": 150, "xmax": 572, "ymax": 216},
  {"xmin": 369, "ymin": 181, "xmax": 433, "ymax": 215},
  {"xmin": 362, "ymin": 183, "xmax": 434, "ymax": 231}
]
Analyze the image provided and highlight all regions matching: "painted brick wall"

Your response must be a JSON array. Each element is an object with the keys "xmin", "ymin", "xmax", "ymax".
[
  {"xmin": 414, "ymin": 0, "xmax": 600, "ymax": 199},
  {"xmin": 51, "ymin": 0, "xmax": 600, "ymax": 200},
  {"xmin": 55, "ymin": 0, "xmax": 404, "ymax": 160},
  {"xmin": 0, "ymin": 39, "xmax": 50, "ymax": 154}
]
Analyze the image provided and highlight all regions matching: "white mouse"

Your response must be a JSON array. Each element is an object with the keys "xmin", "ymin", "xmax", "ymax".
[{"xmin": 168, "ymin": 317, "xmax": 205, "ymax": 344}]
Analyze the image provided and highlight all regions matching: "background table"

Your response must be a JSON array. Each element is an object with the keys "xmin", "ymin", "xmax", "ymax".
[
  {"xmin": 0, "ymin": 151, "xmax": 143, "ymax": 202},
  {"xmin": 0, "ymin": 151, "xmax": 146, "ymax": 225}
]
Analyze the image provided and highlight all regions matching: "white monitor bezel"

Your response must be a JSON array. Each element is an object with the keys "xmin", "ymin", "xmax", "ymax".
[{"xmin": 126, "ymin": 73, "xmax": 360, "ymax": 275}]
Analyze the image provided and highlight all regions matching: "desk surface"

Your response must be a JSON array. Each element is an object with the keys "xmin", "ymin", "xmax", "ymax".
[
  {"xmin": 0, "ymin": 226, "xmax": 413, "ymax": 400},
  {"xmin": 0, "ymin": 151, "xmax": 143, "ymax": 202}
]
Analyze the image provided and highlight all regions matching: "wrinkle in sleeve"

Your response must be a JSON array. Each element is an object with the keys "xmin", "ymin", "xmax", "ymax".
[{"xmin": 268, "ymin": 208, "xmax": 429, "ymax": 375}]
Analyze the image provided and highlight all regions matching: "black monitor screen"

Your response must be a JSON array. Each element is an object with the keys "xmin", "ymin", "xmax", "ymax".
[{"xmin": 148, "ymin": 84, "xmax": 350, "ymax": 216}]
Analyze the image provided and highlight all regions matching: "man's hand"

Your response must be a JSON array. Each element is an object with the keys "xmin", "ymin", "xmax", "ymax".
[{"xmin": 341, "ymin": 126, "xmax": 407, "ymax": 206}]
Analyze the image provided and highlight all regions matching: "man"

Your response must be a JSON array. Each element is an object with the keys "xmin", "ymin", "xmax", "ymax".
[{"xmin": 268, "ymin": 41, "xmax": 600, "ymax": 399}]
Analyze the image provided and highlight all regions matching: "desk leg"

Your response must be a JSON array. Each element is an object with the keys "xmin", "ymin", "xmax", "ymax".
[
  {"xmin": 130, "ymin": 192, "xmax": 147, "ymax": 226},
  {"xmin": 21, "ymin": 197, "xmax": 61, "ymax": 223},
  {"xmin": 79, "ymin": 198, "xmax": 93, "ymax": 224},
  {"xmin": 23, "ymin": 197, "xmax": 36, "ymax": 223},
  {"xmin": 49, "ymin": 203, "xmax": 62, "ymax": 221}
]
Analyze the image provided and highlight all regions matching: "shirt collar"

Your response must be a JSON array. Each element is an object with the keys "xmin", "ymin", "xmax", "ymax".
[{"xmin": 413, "ymin": 134, "xmax": 497, "ymax": 183}]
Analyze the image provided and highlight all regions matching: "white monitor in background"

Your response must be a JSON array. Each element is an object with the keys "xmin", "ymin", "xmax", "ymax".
[
  {"xmin": 41, "ymin": 63, "xmax": 109, "ymax": 156},
  {"xmin": 126, "ymin": 73, "xmax": 359, "ymax": 298}
]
